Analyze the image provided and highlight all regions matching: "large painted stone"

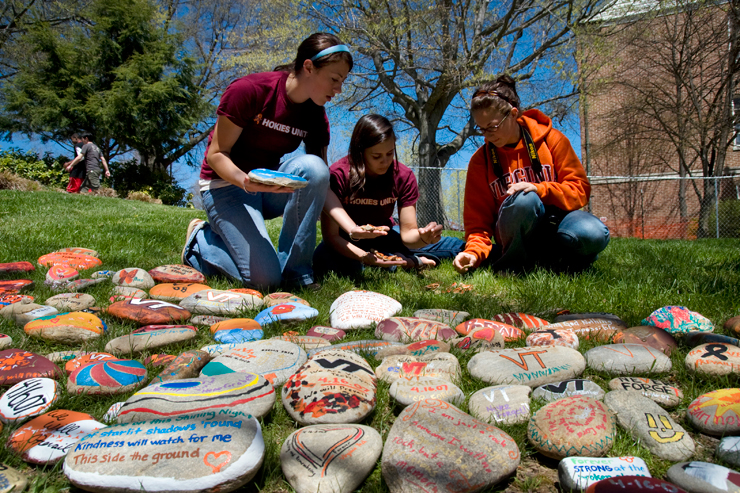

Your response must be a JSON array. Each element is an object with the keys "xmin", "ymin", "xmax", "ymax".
[
  {"xmin": 8, "ymin": 410, "xmax": 104, "ymax": 465},
  {"xmin": 555, "ymin": 312, "xmax": 625, "ymax": 324},
  {"xmin": 65, "ymin": 353, "xmax": 118, "ymax": 375},
  {"xmin": 528, "ymin": 396, "xmax": 616, "ymax": 459},
  {"xmin": 148, "ymin": 264, "xmax": 206, "ymax": 284},
  {"xmin": 307, "ymin": 340, "xmax": 402, "ymax": 358},
  {"xmin": 254, "ymin": 302, "xmax": 318, "ymax": 325},
  {"xmin": 559, "ymin": 457, "xmax": 651, "ymax": 493},
  {"xmin": 181, "ymin": 289, "xmax": 262, "ymax": 316},
  {"xmin": 149, "ymin": 283, "xmax": 210, "ymax": 303},
  {"xmin": 539, "ymin": 318, "xmax": 624, "ymax": 342},
  {"xmin": 532, "ymin": 379, "xmax": 605, "ymax": 402},
  {"xmin": 248, "ymin": 168, "xmax": 308, "ymax": 188},
  {"xmin": 612, "ymin": 326, "xmax": 677, "ymax": 355},
  {"xmin": 152, "ymin": 350, "xmax": 210, "ymax": 383},
  {"xmin": 119, "ymin": 373, "xmax": 275, "ymax": 423},
  {"xmin": 666, "ymin": 462, "xmax": 740, "ymax": 493},
  {"xmin": 107, "ymin": 298, "xmax": 191, "ymax": 325},
  {"xmin": 375, "ymin": 317, "xmax": 456, "ymax": 342},
  {"xmin": 110, "ymin": 286, "xmax": 148, "ymax": 303},
  {"xmin": 329, "ymin": 290, "xmax": 402, "ymax": 330},
  {"xmin": 0, "ymin": 377, "xmax": 59, "ymax": 424},
  {"xmin": 526, "ymin": 329, "xmax": 579, "ymax": 349},
  {"xmin": 642, "ymin": 306, "xmax": 714, "ymax": 334},
  {"xmin": 215, "ymin": 328, "xmax": 264, "ymax": 344},
  {"xmin": 468, "ymin": 385, "xmax": 531, "ymax": 425},
  {"xmin": 605, "ymin": 390, "xmax": 694, "ymax": 461},
  {"xmin": 0, "ymin": 350, "xmax": 62, "ymax": 385},
  {"xmin": 271, "ymin": 335, "xmax": 328, "ymax": 350},
  {"xmin": 91, "ymin": 270, "xmax": 114, "ymax": 279},
  {"xmin": 456, "ymin": 318, "xmax": 525, "ymax": 341},
  {"xmin": 468, "ymin": 346, "xmax": 586, "ymax": 388},
  {"xmin": 0, "ymin": 463, "xmax": 28, "ymax": 493},
  {"xmin": 281, "ymin": 424, "xmax": 382, "ymax": 493},
  {"xmin": 376, "ymin": 340, "xmax": 451, "ymax": 359},
  {"xmin": 376, "ymin": 353, "xmax": 460, "ymax": 384},
  {"xmin": 607, "ymin": 377, "xmax": 683, "ymax": 408},
  {"xmin": 24, "ymin": 312, "xmax": 107, "ymax": 344},
  {"xmin": 44, "ymin": 293, "xmax": 96, "ymax": 312},
  {"xmin": 0, "ymin": 294, "xmax": 33, "ymax": 306},
  {"xmin": 0, "ymin": 261, "xmax": 34, "ymax": 274},
  {"xmin": 144, "ymin": 354, "xmax": 176, "ymax": 368},
  {"xmin": 306, "ymin": 326, "xmax": 346, "ymax": 342},
  {"xmin": 106, "ymin": 325, "xmax": 197, "ymax": 355},
  {"xmin": 63, "ymin": 415, "xmax": 265, "ymax": 493},
  {"xmin": 685, "ymin": 343, "xmax": 740, "ymax": 375},
  {"xmin": 584, "ymin": 344, "xmax": 672, "ymax": 375},
  {"xmin": 493, "ymin": 312, "xmax": 549, "ymax": 331},
  {"xmin": 382, "ymin": 399, "xmax": 520, "ymax": 493},
  {"xmin": 1, "ymin": 303, "xmax": 58, "ymax": 325},
  {"xmin": 45, "ymin": 265, "xmax": 79, "ymax": 282},
  {"xmin": 111, "ymin": 268, "xmax": 155, "ymax": 290},
  {"xmin": 37, "ymin": 252, "xmax": 102, "ymax": 270},
  {"xmin": 449, "ymin": 328, "xmax": 505, "ymax": 353},
  {"xmin": 687, "ymin": 388, "xmax": 740, "ymax": 436},
  {"xmin": 413, "ymin": 308, "xmax": 470, "ymax": 326},
  {"xmin": 202, "ymin": 340, "xmax": 307, "ymax": 386},
  {"xmin": 67, "ymin": 359, "xmax": 147, "ymax": 395},
  {"xmin": 0, "ymin": 279, "xmax": 33, "ymax": 295},
  {"xmin": 46, "ymin": 350, "xmax": 87, "ymax": 365},
  {"xmin": 389, "ymin": 377, "xmax": 464, "ymax": 406},
  {"xmin": 263, "ymin": 292, "xmax": 310, "ymax": 307}
]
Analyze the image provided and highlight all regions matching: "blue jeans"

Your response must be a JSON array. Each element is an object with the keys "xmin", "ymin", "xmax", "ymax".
[
  {"xmin": 488, "ymin": 191, "xmax": 610, "ymax": 271},
  {"xmin": 183, "ymin": 154, "xmax": 329, "ymax": 290}
]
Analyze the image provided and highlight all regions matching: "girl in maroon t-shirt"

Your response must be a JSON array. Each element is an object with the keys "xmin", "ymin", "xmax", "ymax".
[
  {"xmin": 181, "ymin": 33, "xmax": 353, "ymax": 290},
  {"xmin": 314, "ymin": 114, "xmax": 464, "ymax": 276}
]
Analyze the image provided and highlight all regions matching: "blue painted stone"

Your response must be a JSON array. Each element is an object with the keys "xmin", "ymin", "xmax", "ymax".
[
  {"xmin": 214, "ymin": 328, "xmax": 264, "ymax": 344},
  {"xmin": 247, "ymin": 168, "xmax": 308, "ymax": 189},
  {"xmin": 67, "ymin": 360, "xmax": 147, "ymax": 395},
  {"xmin": 254, "ymin": 302, "xmax": 318, "ymax": 326}
]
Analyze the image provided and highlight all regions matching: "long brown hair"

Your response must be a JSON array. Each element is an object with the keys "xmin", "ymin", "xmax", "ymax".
[
  {"xmin": 274, "ymin": 33, "xmax": 354, "ymax": 74},
  {"xmin": 347, "ymin": 114, "xmax": 396, "ymax": 199},
  {"xmin": 470, "ymin": 74, "xmax": 520, "ymax": 114}
]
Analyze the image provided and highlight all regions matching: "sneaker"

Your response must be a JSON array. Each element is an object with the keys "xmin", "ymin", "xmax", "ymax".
[{"xmin": 181, "ymin": 218, "xmax": 205, "ymax": 264}]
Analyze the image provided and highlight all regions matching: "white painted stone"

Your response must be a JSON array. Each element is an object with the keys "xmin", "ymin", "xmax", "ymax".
[
  {"xmin": 469, "ymin": 385, "xmax": 531, "ymax": 425},
  {"xmin": 329, "ymin": 291, "xmax": 402, "ymax": 330},
  {"xmin": 468, "ymin": 346, "xmax": 585, "ymax": 388},
  {"xmin": 558, "ymin": 456, "xmax": 651, "ymax": 492},
  {"xmin": 0, "ymin": 378, "xmax": 59, "ymax": 424}
]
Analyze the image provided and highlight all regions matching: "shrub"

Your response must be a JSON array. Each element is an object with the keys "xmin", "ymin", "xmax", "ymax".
[
  {"xmin": 108, "ymin": 159, "xmax": 187, "ymax": 206},
  {"xmin": 0, "ymin": 148, "xmax": 68, "ymax": 188},
  {"xmin": 127, "ymin": 190, "xmax": 163, "ymax": 204},
  {"xmin": 709, "ymin": 200, "xmax": 740, "ymax": 238},
  {"xmin": 0, "ymin": 170, "xmax": 43, "ymax": 191}
]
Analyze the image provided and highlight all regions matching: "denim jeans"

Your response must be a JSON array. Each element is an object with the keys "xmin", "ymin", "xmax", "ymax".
[
  {"xmin": 183, "ymin": 154, "xmax": 329, "ymax": 290},
  {"xmin": 488, "ymin": 191, "xmax": 610, "ymax": 271}
]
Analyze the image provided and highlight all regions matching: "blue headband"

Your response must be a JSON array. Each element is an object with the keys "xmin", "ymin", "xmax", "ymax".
[{"xmin": 310, "ymin": 45, "xmax": 351, "ymax": 62}]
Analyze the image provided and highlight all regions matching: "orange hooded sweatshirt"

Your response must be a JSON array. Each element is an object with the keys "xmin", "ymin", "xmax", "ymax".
[{"xmin": 463, "ymin": 109, "xmax": 590, "ymax": 266}]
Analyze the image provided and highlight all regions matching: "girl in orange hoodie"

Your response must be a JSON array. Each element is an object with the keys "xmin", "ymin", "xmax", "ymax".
[{"xmin": 453, "ymin": 75, "xmax": 609, "ymax": 273}]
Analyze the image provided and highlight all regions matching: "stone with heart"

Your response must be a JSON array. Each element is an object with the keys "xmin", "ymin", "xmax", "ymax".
[
  {"xmin": 24, "ymin": 312, "xmax": 107, "ymax": 344},
  {"xmin": 152, "ymin": 350, "xmax": 210, "ymax": 383},
  {"xmin": 469, "ymin": 346, "xmax": 586, "ymax": 388},
  {"xmin": 717, "ymin": 436, "xmax": 740, "ymax": 468},
  {"xmin": 119, "ymin": 372, "xmax": 275, "ymax": 423},
  {"xmin": 413, "ymin": 308, "xmax": 470, "ymax": 326},
  {"xmin": 685, "ymin": 342, "xmax": 740, "ymax": 375},
  {"xmin": 67, "ymin": 359, "xmax": 147, "ymax": 395},
  {"xmin": 254, "ymin": 302, "xmax": 319, "ymax": 326},
  {"xmin": 376, "ymin": 339, "xmax": 451, "ymax": 359},
  {"xmin": 307, "ymin": 340, "xmax": 403, "ymax": 358},
  {"xmin": 37, "ymin": 252, "xmax": 102, "ymax": 270},
  {"xmin": 584, "ymin": 344, "xmax": 672, "ymax": 375},
  {"xmin": 201, "ymin": 339, "xmax": 307, "ymax": 386},
  {"xmin": 559, "ymin": 457, "xmax": 652, "ymax": 493},
  {"xmin": 526, "ymin": 329, "xmax": 579, "ymax": 349},
  {"xmin": 389, "ymin": 376, "xmax": 464, "ymax": 407},
  {"xmin": 469, "ymin": 384, "xmax": 531, "ymax": 425},
  {"xmin": 144, "ymin": 354, "xmax": 176, "ymax": 367},
  {"xmin": 0, "ymin": 261, "xmax": 34, "ymax": 275},
  {"xmin": 65, "ymin": 353, "xmax": 118, "ymax": 374},
  {"xmin": 449, "ymin": 327, "xmax": 506, "ymax": 353},
  {"xmin": 150, "ymin": 282, "xmax": 210, "ymax": 302},
  {"xmin": 1, "ymin": 302, "xmax": 58, "ymax": 325},
  {"xmin": 45, "ymin": 265, "xmax": 79, "ymax": 283},
  {"xmin": 0, "ymin": 294, "xmax": 33, "ymax": 306},
  {"xmin": 106, "ymin": 325, "xmax": 197, "ymax": 355},
  {"xmin": 306, "ymin": 326, "xmax": 346, "ymax": 342},
  {"xmin": 539, "ymin": 318, "xmax": 624, "ymax": 342},
  {"xmin": 271, "ymin": 334, "xmax": 329, "ymax": 350},
  {"xmin": 687, "ymin": 388, "xmax": 740, "ymax": 436},
  {"xmin": 148, "ymin": 264, "xmax": 206, "ymax": 283},
  {"xmin": 666, "ymin": 462, "xmax": 740, "ymax": 493},
  {"xmin": 0, "ymin": 350, "xmax": 63, "ymax": 385},
  {"xmin": 605, "ymin": 390, "xmax": 695, "ymax": 461},
  {"xmin": 63, "ymin": 415, "xmax": 265, "ymax": 493},
  {"xmin": 281, "ymin": 424, "xmax": 382, "ymax": 493},
  {"xmin": 181, "ymin": 289, "xmax": 263, "ymax": 316},
  {"xmin": 382, "ymin": 399, "xmax": 521, "ymax": 492},
  {"xmin": 376, "ymin": 353, "xmax": 460, "ymax": 384},
  {"xmin": 111, "ymin": 267, "xmax": 155, "ymax": 289},
  {"xmin": 532, "ymin": 379, "xmax": 605, "ymax": 402},
  {"xmin": 329, "ymin": 290, "xmax": 402, "ymax": 330},
  {"xmin": 0, "ymin": 463, "xmax": 28, "ymax": 493},
  {"xmin": 612, "ymin": 326, "xmax": 678, "ymax": 355},
  {"xmin": 107, "ymin": 298, "xmax": 191, "ymax": 325},
  {"xmin": 608, "ymin": 377, "xmax": 683, "ymax": 408},
  {"xmin": 44, "ymin": 293, "xmax": 96, "ymax": 312},
  {"xmin": 528, "ymin": 396, "xmax": 616, "ymax": 459},
  {"xmin": 375, "ymin": 317, "xmax": 456, "ymax": 343},
  {"xmin": 9, "ymin": 409, "xmax": 104, "ymax": 465},
  {"xmin": 0, "ymin": 377, "xmax": 60, "ymax": 424},
  {"xmin": 642, "ymin": 306, "xmax": 714, "ymax": 334},
  {"xmin": 494, "ymin": 312, "xmax": 550, "ymax": 331},
  {"xmin": 263, "ymin": 292, "xmax": 310, "ymax": 307},
  {"xmin": 456, "ymin": 318, "xmax": 525, "ymax": 341}
]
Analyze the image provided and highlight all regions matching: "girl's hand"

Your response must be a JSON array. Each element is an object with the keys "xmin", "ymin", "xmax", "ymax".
[
  {"xmin": 349, "ymin": 225, "xmax": 389, "ymax": 241},
  {"xmin": 506, "ymin": 182, "xmax": 537, "ymax": 195},
  {"xmin": 453, "ymin": 252, "xmax": 477, "ymax": 273},
  {"xmin": 360, "ymin": 250, "xmax": 406, "ymax": 267},
  {"xmin": 243, "ymin": 175, "xmax": 294, "ymax": 194},
  {"xmin": 419, "ymin": 222, "xmax": 442, "ymax": 245}
]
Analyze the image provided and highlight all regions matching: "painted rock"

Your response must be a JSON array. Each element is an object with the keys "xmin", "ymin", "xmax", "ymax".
[
  {"xmin": 375, "ymin": 317, "xmax": 456, "ymax": 343},
  {"xmin": 65, "ymin": 277, "xmax": 106, "ymax": 291},
  {"xmin": 307, "ymin": 340, "xmax": 402, "ymax": 358},
  {"xmin": 559, "ymin": 457, "xmax": 651, "ymax": 493},
  {"xmin": 376, "ymin": 353, "xmax": 460, "ymax": 384},
  {"xmin": 111, "ymin": 286, "xmax": 148, "ymax": 301},
  {"xmin": 0, "ymin": 261, "xmax": 34, "ymax": 274},
  {"xmin": 191, "ymin": 315, "xmax": 230, "ymax": 326},
  {"xmin": 389, "ymin": 376, "xmax": 464, "ymax": 406},
  {"xmin": 215, "ymin": 328, "xmax": 264, "ymax": 344},
  {"xmin": 666, "ymin": 462, "xmax": 740, "ymax": 493},
  {"xmin": 526, "ymin": 329, "xmax": 579, "ymax": 349},
  {"xmin": 263, "ymin": 292, "xmax": 310, "ymax": 307},
  {"xmin": 0, "ymin": 377, "xmax": 59, "ymax": 424},
  {"xmin": 1, "ymin": 303, "xmax": 57, "ymax": 325},
  {"xmin": 111, "ymin": 268, "xmax": 155, "ymax": 289},
  {"xmin": 281, "ymin": 424, "xmax": 382, "ymax": 493},
  {"xmin": 181, "ymin": 289, "xmax": 263, "ymax": 316},
  {"xmin": 150, "ymin": 283, "xmax": 210, "ymax": 302},
  {"xmin": 605, "ymin": 390, "xmax": 694, "ymax": 461},
  {"xmin": 102, "ymin": 402, "xmax": 124, "ymax": 423},
  {"xmin": 556, "ymin": 312, "xmax": 625, "ymax": 324},
  {"xmin": 67, "ymin": 359, "xmax": 147, "ymax": 395},
  {"xmin": 612, "ymin": 326, "xmax": 677, "ymax": 355},
  {"xmin": 382, "ymin": 399, "xmax": 520, "ymax": 492},
  {"xmin": 65, "ymin": 353, "xmax": 118, "ymax": 374},
  {"xmin": 0, "ymin": 350, "xmax": 62, "ymax": 385},
  {"xmin": 718, "ymin": 436, "xmax": 740, "ymax": 468},
  {"xmin": 24, "ymin": 312, "xmax": 107, "ymax": 344},
  {"xmin": 46, "ymin": 350, "xmax": 87, "ymax": 364},
  {"xmin": 683, "ymin": 331, "xmax": 740, "ymax": 347},
  {"xmin": 685, "ymin": 343, "xmax": 740, "ymax": 375},
  {"xmin": 540, "ymin": 318, "xmax": 624, "ymax": 342},
  {"xmin": 44, "ymin": 293, "xmax": 96, "ymax": 312},
  {"xmin": 449, "ymin": 328, "xmax": 505, "ymax": 353},
  {"xmin": 106, "ymin": 325, "xmax": 197, "ymax": 355},
  {"xmin": 107, "ymin": 298, "xmax": 191, "ymax": 325},
  {"xmin": 642, "ymin": 306, "xmax": 714, "ymax": 334},
  {"xmin": 468, "ymin": 346, "xmax": 586, "ymax": 388},
  {"xmin": 725, "ymin": 316, "xmax": 740, "ymax": 335},
  {"xmin": 229, "ymin": 288, "xmax": 263, "ymax": 298},
  {"xmin": 152, "ymin": 350, "xmax": 210, "ymax": 383},
  {"xmin": 45, "ymin": 265, "xmax": 79, "ymax": 282},
  {"xmin": 0, "ymin": 294, "xmax": 33, "ymax": 306},
  {"xmin": 271, "ymin": 335, "xmax": 329, "ymax": 350},
  {"xmin": 376, "ymin": 339, "xmax": 451, "ymax": 359},
  {"xmin": 532, "ymin": 379, "xmax": 605, "ymax": 402},
  {"xmin": 8, "ymin": 410, "xmax": 104, "ymax": 464},
  {"xmin": 248, "ymin": 168, "xmax": 308, "ymax": 188},
  {"xmin": 584, "ymin": 344, "xmax": 672, "ymax": 375},
  {"xmin": 586, "ymin": 477, "xmax": 686, "ymax": 493},
  {"xmin": 254, "ymin": 302, "xmax": 318, "ymax": 325},
  {"xmin": 63, "ymin": 416, "xmax": 265, "ymax": 493},
  {"xmin": 211, "ymin": 319, "xmax": 260, "ymax": 335},
  {"xmin": 0, "ymin": 335, "xmax": 11, "ymax": 350},
  {"xmin": 493, "ymin": 312, "xmax": 550, "ymax": 331},
  {"xmin": 329, "ymin": 290, "xmax": 402, "ymax": 330},
  {"xmin": 469, "ymin": 385, "xmax": 532, "ymax": 425},
  {"xmin": 456, "ymin": 318, "xmax": 525, "ymax": 341},
  {"xmin": 0, "ymin": 463, "xmax": 28, "ymax": 493},
  {"xmin": 528, "ymin": 396, "xmax": 616, "ymax": 459},
  {"xmin": 297, "ymin": 350, "xmax": 375, "ymax": 385},
  {"xmin": 148, "ymin": 264, "xmax": 206, "ymax": 283},
  {"xmin": 56, "ymin": 247, "xmax": 98, "ymax": 257},
  {"xmin": 306, "ymin": 326, "xmax": 346, "ymax": 342},
  {"xmin": 201, "ymin": 340, "xmax": 307, "ymax": 386},
  {"xmin": 687, "ymin": 388, "xmax": 740, "ymax": 436},
  {"xmin": 37, "ymin": 252, "xmax": 101, "ymax": 270},
  {"xmin": 91, "ymin": 270, "xmax": 114, "ymax": 279},
  {"xmin": 608, "ymin": 377, "xmax": 683, "ymax": 408},
  {"xmin": 144, "ymin": 354, "xmax": 176, "ymax": 367},
  {"xmin": 0, "ymin": 279, "xmax": 33, "ymax": 295},
  {"xmin": 119, "ymin": 373, "xmax": 275, "ymax": 423},
  {"xmin": 413, "ymin": 308, "xmax": 470, "ymax": 326}
]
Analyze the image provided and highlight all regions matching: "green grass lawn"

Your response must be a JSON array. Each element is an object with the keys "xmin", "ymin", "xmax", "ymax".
[{"xmin": 1, "ymin": 189, "xmax": 740, "ymax": 492}]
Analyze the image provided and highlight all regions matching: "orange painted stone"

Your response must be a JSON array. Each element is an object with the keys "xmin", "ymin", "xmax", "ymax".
[
  {"xmin": 37, "ymin": 252, "xmax": 102, "ymax": 270},
  {"xmin": 0, "ymin": 349, "xmax": 63, "ymax": 385},
  {"xmin": 65, "ymin": 353, "xmax": 117, "ymax": 374},
  {"xmin": 45, "ymin": 265, "xmax": 79, "ymax": 282},
  {"xmin": 148, "ymin": 264, "xmax": 205, "ymax": 283},
  {"xmin": 210, "ymin": 318, "xmax": 261, "ymax": 334},
  {"xmin": 149, "ymin": 283, "xmax": 210, "ymax": 302},
  {"xmin": 375, "ymin": 317, "xmax": 457, "ymax": 342},
  {"xmin": 263, "ymin": 292, "xmax": 309, "ymax": 307},
  {"xmin": 0, "ymin": 280, "xmax": 33, "ymax": 295},
  {"xmin": 493, "ymin": 312, "xmax": 550, "ymax": 331},
  {"xmin": 0, "ymin": 262, "xmax": 35, "ymax": 274},
  {"xmin": 106, "ymin": 298, "xmax": 191, "ymax": 325},
  {"xmin": 55, "ymin": 247, "xmax": 99, "ymax": 257},
  {"xmin": 540, "ymin": 318, "xmax": 623, "ymax": 342},
  {"xmin": 612, "ymin": 326, "xmax": 677, "ymax": 355},
  {"xmin": 24, "ymin": 312, "xmax": 107, "ymax": 344},
  {"xmin": 0, "ymin": 294, "xmax": 33, "ymax": 306},
  {"xmin": 144, "ymin": 354, "xmax": 176, "ymax": 367},
  {"xmin": 229, "ymin": 288, "xmax": 263, "ymax": 298},
  {"xmin": 456, "ymin": 318, "xmax": 525, "ymax": 342}
]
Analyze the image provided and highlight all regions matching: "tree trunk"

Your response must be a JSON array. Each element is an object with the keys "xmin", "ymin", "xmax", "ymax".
[
  {"xmin": 415, "ymin": 124, "xmax": 447, "ymax": 227},
  {"xmin": 696, "ymin": 177, "xmax": 717, "ymax": 238}
]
